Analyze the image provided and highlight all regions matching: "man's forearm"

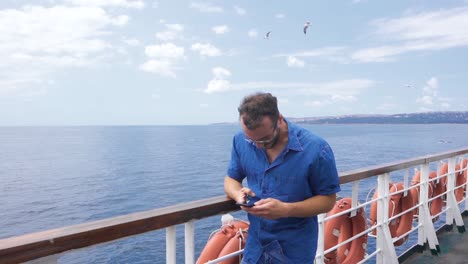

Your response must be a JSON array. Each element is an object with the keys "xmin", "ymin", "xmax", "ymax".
[
  {"xmin": 224, "ymin": 176, "xmax": 243, "ymax": 200},
  {"xmin": 285, "ymin": 193, "xmax": 336, "ymax": 218}
]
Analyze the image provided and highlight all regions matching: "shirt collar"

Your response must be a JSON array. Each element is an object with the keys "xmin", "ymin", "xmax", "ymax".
[{"xmin": 285, "ymin": 119, "xmax": 304, "ymax": 152}]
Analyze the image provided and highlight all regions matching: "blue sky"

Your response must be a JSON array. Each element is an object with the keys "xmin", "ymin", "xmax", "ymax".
[{"xmin": 1, "ymin": 0, "xmax": 467, "ymax": 125}]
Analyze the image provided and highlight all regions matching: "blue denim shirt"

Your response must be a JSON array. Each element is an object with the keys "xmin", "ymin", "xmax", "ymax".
[{"xmin": 227, "ymin": 120, "xmax": 341, "ymax": 263}]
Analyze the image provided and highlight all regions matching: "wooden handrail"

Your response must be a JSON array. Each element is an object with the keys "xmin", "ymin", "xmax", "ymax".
[
  {"xmin": 1, "ymin": 147, "xmax": 467, "ymax": 263},
  {"xmin": 0, "ymin": 197, "xmax": 239, "ymax": 264}
]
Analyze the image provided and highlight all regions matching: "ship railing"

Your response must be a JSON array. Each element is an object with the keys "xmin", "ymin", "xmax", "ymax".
[{"xmin": 0, "ymin": 148, "xmax": 467, "ymax": 264}]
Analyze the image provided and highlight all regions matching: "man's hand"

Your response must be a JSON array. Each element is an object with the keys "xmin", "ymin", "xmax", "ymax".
[
  {"xmin": 242, "ymin": 198, "xmax": 290, "ymax": 219},
  {"xmin": 236, "ymin": 187, "xmax": 255, "ymax": 204}
]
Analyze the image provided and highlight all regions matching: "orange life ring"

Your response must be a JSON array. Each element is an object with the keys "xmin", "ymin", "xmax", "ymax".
[
  {"xmin": 369, "ymin": 182, "xmax": 414, "ymax": 246},
  {"xmin": 439, "ymin": 162, "xmax": 449, "ymax": 195},
  {"xmin": 197, "ymin": 219, "xmax": 249, "ymax": 264},
  {"xmin": 324, "ymin": 197, "xmax": 368, "ymax": 264},
  {"xmin": 439, "ymin": 161, "xmax": 465, "ymax": 203},
  {"xmin": 388, "ymin": 182, "xmax": 414, "ymax": 246},
  {"xmin": 455, "ymin": 161, "xmax": 466, "ymax": 202}
]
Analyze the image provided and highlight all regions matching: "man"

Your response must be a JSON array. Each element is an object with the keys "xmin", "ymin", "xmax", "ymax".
[{"xmin": 224, "ymin": 92, "xmax": 341, "ymax": 263}]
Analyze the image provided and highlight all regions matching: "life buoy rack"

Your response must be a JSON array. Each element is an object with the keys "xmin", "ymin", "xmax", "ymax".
[
  {"xmin": 197, "ymin": 219, "xmax": 249, "ymax": 264},
  {"xmin": 324, "ymin": 197, "xmax": 368, "ymax": 264},
  {"xmin": 369, "ymin": 182, "xmax": 414, "ymax": 246},
  {"xmin": 388, "ymin": 182, "xmax": 414, "ymax": 246}
]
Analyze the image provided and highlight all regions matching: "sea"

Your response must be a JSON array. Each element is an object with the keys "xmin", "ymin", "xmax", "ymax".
[{"xmin": 1, "ymin": 124, "xmax": 468, "ymax": 263}]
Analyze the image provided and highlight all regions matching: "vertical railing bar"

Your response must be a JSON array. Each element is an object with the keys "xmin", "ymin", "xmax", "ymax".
[
  {"xmin": 404, "ymin": 168, "xmax": 409, "ymax": 196},
  {"xmin": 315, "ymin": 213, "xmax": 326, "ymax": 264},
  {"xmin": 185, "ymin": 221, "xmax": 195, "ymax": 264},
  {"xmin": 465, "ymin": 155, "xmax": 468, "ymax": 212},
  {"xmin": 351, "ymin": 181, "xmax": 359, "ymax": 217},
  {"xmin": 376, "ymin": 173, "xmax": 398, "ymax": 264},
  {"xmin": 417, "ymin": 164, "xmax": 427, "ymax": 246},
  {"xmin": 166, "ymin": 226, "xmax": 176, "ymax": 264},
  {"xmin": 446, "ymin": 158, "xmax": 456, "ymax": 226},
  {"xmin": 421, "ymin": 162, "xmax": 440, "ymax": 254},
  {"xmin": 446, "ymin": 157, "xmax": 465, "ymax": 231}
]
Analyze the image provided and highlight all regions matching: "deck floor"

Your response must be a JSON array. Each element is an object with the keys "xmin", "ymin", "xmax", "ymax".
[{"xmin": 402, "ymin": 214, "xmax": 468, "ymax": 264}]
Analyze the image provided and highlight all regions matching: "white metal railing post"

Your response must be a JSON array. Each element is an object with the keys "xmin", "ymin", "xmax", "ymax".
[
  {"xmin": 419, "ymin": 163, "xmax": 439, "ymax": 253},
  {"xmin": 446, "ymin": 158, "xmax": 455, "ymax": 225},
  {"xmin": 166, "ymin": 226, "xmax": 176, "ymax": 264},
  {"xmin": 446, "ymin": 157, "xmax": 464, "ymax": 230},
  {"xmin": 403, "ymin": 169, "xmax": 409, "ymax": 197},
  {"xmin": 417, "ymin": 165, "xmax": 427, "ymax": 246},
  {"xmin": 465, "ymin": 156, "xmax": 468, "ymax": 212},
  {"xmin": 185, "ymin": 221, "xmax": 195, "ymax": 264},
  {"xmin": 376, "ymin": 173, "xmax": 398, "ymax": 264},
  {"xmin": 351, "ymin": 181, "xmax": 359, "ymax": 217},
  {"xmin": 315, "ymin": 213, "xmax": 326, "ymax": 264}
]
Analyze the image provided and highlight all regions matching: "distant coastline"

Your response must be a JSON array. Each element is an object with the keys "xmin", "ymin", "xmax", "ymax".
[
  {"xmin": 289, "ymin": 111, "xmax": 468, "ymax": 124},
  {"xmin": 211, "ymin": 111, "xmax": 468, "ymax": 125}
]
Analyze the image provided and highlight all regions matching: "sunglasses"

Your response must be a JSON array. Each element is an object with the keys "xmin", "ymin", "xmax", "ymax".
[{"xmin": 244, "ymin": 122, "xmax": 278, "ymax": 145}]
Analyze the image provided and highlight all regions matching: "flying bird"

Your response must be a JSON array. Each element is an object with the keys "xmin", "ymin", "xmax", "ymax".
[
  {"xmin": 403, "ymin": 84, "xmax": 412, "ymax": 88},
  {"xmin": 303, "ymin": 21, "xmax": 311, "ymax": 35},
  {"xmin": 264, "ymin": 31, "xmax": 271, "ymax": 39}
]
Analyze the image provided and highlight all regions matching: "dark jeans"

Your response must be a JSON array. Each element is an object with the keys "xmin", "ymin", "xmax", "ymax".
[{"xmin": 241, "ymin": 240, "xmax": 293, "ymax": 264}]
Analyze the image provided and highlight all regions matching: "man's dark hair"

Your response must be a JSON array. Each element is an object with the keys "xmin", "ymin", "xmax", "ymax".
[{"xmin": 238, "ymin": 92, "xmax": 279, "ymax": 130}]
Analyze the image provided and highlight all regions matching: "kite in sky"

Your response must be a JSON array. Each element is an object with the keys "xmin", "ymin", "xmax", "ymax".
[{"xmin": 264, "ymin": 31, "xmax": 271, "ymax": 39}]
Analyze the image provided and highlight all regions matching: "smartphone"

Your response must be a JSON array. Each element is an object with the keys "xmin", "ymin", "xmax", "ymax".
[{"xmin": 236, "ymin": 195, "xmax": 260, "ymax": 207}]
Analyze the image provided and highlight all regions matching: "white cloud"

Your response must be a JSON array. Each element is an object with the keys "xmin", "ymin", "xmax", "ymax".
[
  {"xmin": 212, "ymin": 25, "xmax": 229, "ymax": 34},
  {"xmin": 276, "ymin": 47, "xmax": 347, "ymax": 58},
  {"xmin": 331, "ymin": 94, "xmax": 357, "ymax": 102},
  {"xmin": 275, "ymin": 13, "xmax": 285, "ymax": 19},
  {"xmin": 0, "ymin": 5, "xmax": 128, "ymax": 95},
  {"xmin": 416, "ymin": 77, "xmax": 438, "ymax": 106},
  {"xmin": 156, "ymin": 23, "xmax": 184, "ymax": 41},
  {"xmin": 377, "ymin": 103, "xmax": 397, "ymax": 111},
  {"xmin": 352, "ymin": 7, "xmax": 468, "ymax": 62},
  {"xmin": 287, "ymin": 56, "xmax": 305, "ymax": 68},
  {"xmin": 205, "ymin": 79, "xmax": 231, "ymax": 94},
  {"xmin": 423, "ymin": 77, "xmax": 438, "ymax": 96},
  {"xmin": 207, "ymin": 79, "xmax": 374, "ymax": 96},
  {"xmin": 123, "ymin": 38, "xmax": 141, "ymax": 46},
  {"xmin": 234, "ymin": 6, "xmax": 246, "ymax": 16},
  {"xmin": 204, "ymin": 67, "xmax": 231, "ymax": 94},
  {"xmin": 417, "ymin": 95, "xmax": 433, "ymax": 105},
  {"xmin": 275, "ymin": 47, "xmax": 349, "ymax": 64},
  {"xmin": 140, "ymin": 59, "xmax": 176, "ymax": 78},
  {"xmin": 304, "ymin": 94, "xmax": 357, "ymax": 108},
  {"xmin": 190, "ymin": 2, "xmax": 223, "ymax": 13},
  {"xmin": 145, "ymin": 43, "xmax": 184, "ymax": 58},
  {"xmin": 213, "ymin": 67, "xmax": 231, "ymax": 78},
  {"xmin": 140, "ymin": 43, "xmax": 184, "ymax": 77},
  {"xmin": 191, "ymin": 43, "xmax": 221, "ymax": 57},
  {"xmin": 304, "ymin": 100, "xmax": 327, "ymax": 107},
  {"xmin": 248, "ymin": 29, "xmax": 258, "ymax": 38},
  {"xmin": 65, "ymin": 0, "xmax": 145, "ymax": 9}
]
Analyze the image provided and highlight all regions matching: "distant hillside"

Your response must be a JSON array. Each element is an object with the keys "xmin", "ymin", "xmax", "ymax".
[{"xmin": 289, "ymin": 111, "xmax": 468, "ymax": 124}]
